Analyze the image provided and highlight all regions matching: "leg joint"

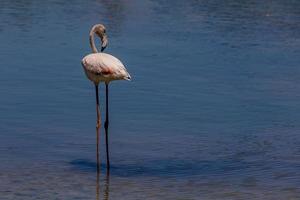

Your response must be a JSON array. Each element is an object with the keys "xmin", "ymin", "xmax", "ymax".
[
  {"xmin": 96, "ymin": 120, "xmax": 101, "ymax": 129},
  {"xmin": 104, "ymin": 120, "xmax": 109, "ymax": 129}
]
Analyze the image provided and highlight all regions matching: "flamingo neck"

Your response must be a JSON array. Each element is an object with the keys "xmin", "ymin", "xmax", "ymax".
[{"xmin": 89, "ymin": 27, "xmax": 98, "ymax": 53}]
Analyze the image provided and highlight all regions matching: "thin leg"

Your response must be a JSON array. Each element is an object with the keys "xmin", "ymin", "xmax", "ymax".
[
  {"xmin": 104, "ymin": 83, "xmax": 110, "ymax": 169},
  {"xmin": 95, "ymin": 84, "xmax": 101, "ymax": 173}
]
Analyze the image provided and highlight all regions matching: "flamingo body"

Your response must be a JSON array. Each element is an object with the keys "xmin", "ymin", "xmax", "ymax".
[{"xmin": 82, "ymin": 52, "xmax": 131, "ymax": 84}]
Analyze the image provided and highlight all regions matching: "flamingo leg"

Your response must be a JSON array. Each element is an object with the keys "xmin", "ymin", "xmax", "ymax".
[
  {"xmin": 104, "ymin": 83, "xmax": 110, "ymax": 169},
  {"xmin": 95, "ymin": 84, "xmax": 101, "ymax": 173}
]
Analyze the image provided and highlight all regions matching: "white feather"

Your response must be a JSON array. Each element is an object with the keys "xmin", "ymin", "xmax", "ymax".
[{"xmin": 82, "ymin": 52, "xmax": 131, "ymax": 84}]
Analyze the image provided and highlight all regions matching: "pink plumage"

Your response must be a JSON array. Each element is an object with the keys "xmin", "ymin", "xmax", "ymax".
[{"xmin": 82, "ymin": 52, "xmax": 131, "ymax": 84}]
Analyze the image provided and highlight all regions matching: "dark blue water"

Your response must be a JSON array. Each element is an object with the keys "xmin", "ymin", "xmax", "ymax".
[{"xmin": 1, "ymin": 0, "xmax": 300, "ymax": 199}]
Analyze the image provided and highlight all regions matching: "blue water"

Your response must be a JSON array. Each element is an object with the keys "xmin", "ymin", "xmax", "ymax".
[{"xmin": 1, "ymin": 0, "xmax": 300, "ymax": 199}]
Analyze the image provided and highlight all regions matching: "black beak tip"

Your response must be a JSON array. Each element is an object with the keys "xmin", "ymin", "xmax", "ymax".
[{"xmin": 101, "ymin": 46, "xmax": 106, "ymax": 52}]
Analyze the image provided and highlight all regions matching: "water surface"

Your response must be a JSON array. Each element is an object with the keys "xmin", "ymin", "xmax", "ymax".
[{"xmin": 1, "ymin": 0, "xmax": 300, "ymax": 199}]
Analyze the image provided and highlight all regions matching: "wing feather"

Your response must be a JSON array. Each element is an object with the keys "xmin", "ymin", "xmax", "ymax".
[{"xmin": 82, "ymin": 53, "xmax": 126, "ymax": 76}]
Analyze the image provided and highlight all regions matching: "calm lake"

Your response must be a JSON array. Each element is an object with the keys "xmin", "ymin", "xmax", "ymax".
[{"xmin": 1, "ymin": 0, "xmax": 300, "ymax": 199}]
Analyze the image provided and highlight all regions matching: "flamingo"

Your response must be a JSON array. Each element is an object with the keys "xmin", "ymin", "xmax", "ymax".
[{"xmin": 81, "ymin": 24, "xmax": 131, "ymax": 171}]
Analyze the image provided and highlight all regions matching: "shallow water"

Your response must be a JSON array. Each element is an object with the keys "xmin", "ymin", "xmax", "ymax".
[{"xmin": 1, "ymin": 0, "xmax": 300, "ymax": 199}]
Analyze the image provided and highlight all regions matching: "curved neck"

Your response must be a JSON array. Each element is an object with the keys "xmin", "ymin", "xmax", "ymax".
[{"xmin": 89, "ymin": 27, "xmax": 98, "ymax": 53}]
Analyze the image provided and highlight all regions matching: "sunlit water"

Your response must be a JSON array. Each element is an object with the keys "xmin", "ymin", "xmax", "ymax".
[{"xmin": 1, "ymin": 0, "xmax": 300, "ymax": 199}]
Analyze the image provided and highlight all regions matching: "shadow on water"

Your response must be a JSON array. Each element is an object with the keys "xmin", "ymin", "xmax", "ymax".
[{"xmin": 70, "ymin": 158, "xmax": 263, "ymax": 178}]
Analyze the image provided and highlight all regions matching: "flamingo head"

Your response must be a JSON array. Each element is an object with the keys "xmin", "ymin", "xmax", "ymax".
[{"xmin": 94, "ymin": 24, "xmax": 108, "ymax": 52}]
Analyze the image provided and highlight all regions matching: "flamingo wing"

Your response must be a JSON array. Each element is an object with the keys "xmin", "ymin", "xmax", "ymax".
[{"xmin": 82, "ymin": 53, "xmax": 131, "ymax": 81}]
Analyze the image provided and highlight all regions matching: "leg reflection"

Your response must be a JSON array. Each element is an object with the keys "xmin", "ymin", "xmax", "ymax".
[
  {"xmin": 96, "ymin": 169, "xmax": 100, "ymax": 200},
  {"xmin": 96, "ymin": 169, "xmax": 110, "ymax": 200},
  {"xmin": 104, "ymin": 170, "xmax": 110, "ymax": 200}
]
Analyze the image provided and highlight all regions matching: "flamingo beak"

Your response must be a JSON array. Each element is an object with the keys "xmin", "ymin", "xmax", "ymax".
[{"xmin": 101, "ymin": 34, "xmax": 108, "ymax": 52}]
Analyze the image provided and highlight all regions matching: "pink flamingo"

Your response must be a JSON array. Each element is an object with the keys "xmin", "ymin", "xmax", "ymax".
[{"xmin": 81, "ymin": 24, "xmax": 131, "ymax": 171}]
